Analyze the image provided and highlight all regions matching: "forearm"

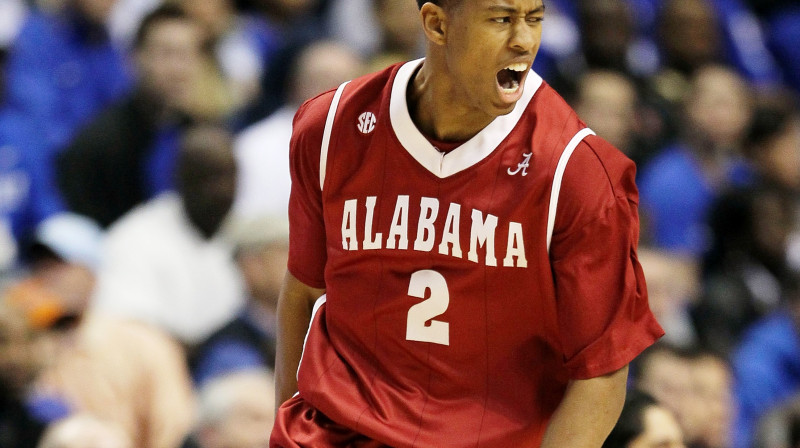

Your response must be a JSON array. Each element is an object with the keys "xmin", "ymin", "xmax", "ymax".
[
  {"xmin": 274, "ymin": 271, "xmax": 324, "ymax": 410},
  {"xmin": 540, "ymin": 365, "xmax": 629, "ymax": 448}
]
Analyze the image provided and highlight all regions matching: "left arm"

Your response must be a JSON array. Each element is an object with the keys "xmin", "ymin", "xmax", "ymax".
[
  {"xmin": 540, "ymin": 365, "xmax": 628, "ymax": 448},
  {"xmin": 544, "ymin": 137, "xmax": 661, "ymax": 445}
]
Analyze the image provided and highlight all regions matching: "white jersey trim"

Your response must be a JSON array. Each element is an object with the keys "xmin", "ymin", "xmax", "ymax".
[
  {"xmin": 296, "ymin": 294, "xmax": 328, "ymax": 380},
  {"xmin": 320, "ymin": 81, "xmax": 350, "ymax": 191},
  {"xmin": 389, "ymin": 58, "xmax": 544, "ymax": 178},
  {"xmin": 546, "ymin": 128, "xmax": 596, "ymax": 253}
]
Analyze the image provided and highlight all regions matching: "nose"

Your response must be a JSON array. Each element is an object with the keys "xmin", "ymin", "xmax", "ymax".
[{"xmin": 509, "ymin": 20, "xmax": 538, "ymax": 53}]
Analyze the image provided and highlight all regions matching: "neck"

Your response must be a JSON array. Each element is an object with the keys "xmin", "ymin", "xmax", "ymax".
[{"xmin": 408, "ymin": 59, "xmax": 496, "ymax": 142}]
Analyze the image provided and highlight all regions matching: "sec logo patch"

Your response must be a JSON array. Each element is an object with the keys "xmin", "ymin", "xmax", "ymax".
[{"xmin": 357, "ymin": 112, "xmax": 376, "ymax": 134}]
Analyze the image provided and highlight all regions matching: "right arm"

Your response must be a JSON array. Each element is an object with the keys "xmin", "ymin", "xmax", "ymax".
[
  {"xmin": 275, "ymin": 91, "xmax": 335, "ymax": 409},
  {"xmin": 274, "ymin": 271, "xmax": 325, "ymax": 409}
]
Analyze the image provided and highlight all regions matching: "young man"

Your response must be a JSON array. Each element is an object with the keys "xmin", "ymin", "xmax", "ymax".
[{"xmin": 272, "ymin": 0, "xmax": 664, "ymax": 446}]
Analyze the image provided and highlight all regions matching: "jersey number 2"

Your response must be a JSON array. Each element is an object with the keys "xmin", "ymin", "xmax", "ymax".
[{"xmin": 406, "ymin": 270, "xmax": 450, "ymax": 346}]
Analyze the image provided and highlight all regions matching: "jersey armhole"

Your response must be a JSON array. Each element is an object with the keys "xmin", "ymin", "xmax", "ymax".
[
  {"xmin": 546, "ymin": 127, "xmax": 596, "ymax": 253},
  {"xmin": 319, "ymin": 81, "xmax": 350, "ymax": 191}
]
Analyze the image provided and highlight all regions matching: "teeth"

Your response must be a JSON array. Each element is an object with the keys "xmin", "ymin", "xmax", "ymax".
[{"xmin": 505, "ymin": 63, "xmax": 528, "ymax": 72}]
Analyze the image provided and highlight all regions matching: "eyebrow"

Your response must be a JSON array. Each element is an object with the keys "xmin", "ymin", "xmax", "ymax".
[{"xmin": 487, "ymin": 4, "xmax": 546, "ymax": 14}]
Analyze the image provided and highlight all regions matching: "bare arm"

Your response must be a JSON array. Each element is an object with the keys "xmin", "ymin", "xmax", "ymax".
[
  {"xmin": 540, "ymin": 365, "xmax": 629, "ymax": 448},
  {"xmin": 274, "ymin": 271, "xmax": 325, "ymax": 410}
]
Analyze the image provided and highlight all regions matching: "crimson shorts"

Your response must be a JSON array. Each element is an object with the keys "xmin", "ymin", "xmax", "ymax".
[{"xmin": 270, "ymin": 395, "xmax": 390, "ymax": 448}]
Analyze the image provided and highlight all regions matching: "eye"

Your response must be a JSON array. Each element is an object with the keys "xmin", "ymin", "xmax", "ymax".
[
  {"xmin": 491, "ymin": 16, "xmax": 512, "ymax": 24},
  {"xmin": 526, "ymin": 16, "xmax": 544, "ymax": 24}
]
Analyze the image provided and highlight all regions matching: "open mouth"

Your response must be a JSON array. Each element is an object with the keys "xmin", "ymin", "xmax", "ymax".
[{"xmin": 496, "ymin": 62, "xmax": 528, "ymax": 93}]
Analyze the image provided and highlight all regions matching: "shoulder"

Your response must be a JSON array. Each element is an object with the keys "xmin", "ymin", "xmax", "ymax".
[
  {"xmin": 555, "ymin": 134, "xmax": 638, "ymax": 229},
  {"xmin": 579, "ymin": 134, "xmax": 638, "ymax": 200},
  {"xmin": 527, "ymin": 80, "xmax": 637, "ymax": 202},
  {"xmin": 291, "ymin": 63, "xmax": 398, "ymax": 151},
  {"xmin": 530, "ymin": 80, "xmax": 578, "ymax": 119},
  {"xmin": 294, "ymin": 64, "xmax": 396, "ymax": 129},
  {"xmin": 522, "ymin": 78, "xmax": 591, "ymax": 162},
  {"xmin": 526, "ymin": 80, "xmax": 585, "ymax": 137},
  {"xmin": 105, "ymin": 194, "xmax": 181, "ymax": 244}
]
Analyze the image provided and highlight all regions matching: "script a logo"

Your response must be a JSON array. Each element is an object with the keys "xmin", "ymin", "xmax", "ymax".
[
  {"xmin": 508, "ymin": 152, "xmax": 532, "ymax": 176},
  {"xmin": 358, "ymin": 112, "xmax": 376, "ymax": 134}
]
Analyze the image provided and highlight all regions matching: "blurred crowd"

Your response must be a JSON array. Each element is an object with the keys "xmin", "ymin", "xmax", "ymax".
[{"xmin": 0, "ymin": 0, "xmax": 798, "ymax": 447}]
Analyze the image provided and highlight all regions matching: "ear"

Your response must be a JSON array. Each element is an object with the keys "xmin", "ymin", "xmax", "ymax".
[{"xmin": 420, "ymin": 3, "xmax": 448, "ymax": 46}]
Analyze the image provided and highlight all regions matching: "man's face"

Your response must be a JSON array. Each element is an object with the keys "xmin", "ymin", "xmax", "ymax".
[
  {"xmin": 690, "ymin": 357, "xmax": 732, "ymax": 448},
  {"xmin": 686, "ymin": 67, "xmax": 751, "ymax": 148},
  {"xmin": 660, "ymin": 0, "xmax": 720, "ymax": 72},
  {"xmin": 136, "ymin": 19, "xmax": 203, "ymax": 112},
  {"xmin": 440, "ymin": 0, "xmax": 544, "ymax": 117},
  {"xmin": 629, "ymin": 405, "xmax": 686, "ymax": 448},
  {"xmin": 178, "ymin": 133, "xmax": 238, "ymax": 238},
  {"xmin": 215, "ymin": 394, "xmax": 274, "ymax": 448}
]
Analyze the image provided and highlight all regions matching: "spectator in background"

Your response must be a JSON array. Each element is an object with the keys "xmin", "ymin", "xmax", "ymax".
[
  {"xmin": 20, "ymin": 213, "xmax": 196, "ymax": 448},
  {"xmin": 648, "ymin": 0, "xmax": 723, "ymax": 110},
  {"xmin": 0, "ymin": 286, "xmax": 50, "ymax": 447},
  {"xmin": 638, "ymin": 65, "xmax": 753, "ymax": 255},
  {"xmin": 754, "ymin": 391, "xmax": 800, "ymax": 448},
  {"xmin": 107, "ymin": 0, "xmax": 161, "ymax": 46},
  {"xmin": 568, "ymin": 2, "xmax": 679, "ymax": 164},
  {"xmin": 365, "ymin": 0, "xmax": 423, "ymax": 72},
  {"xmin": 753, "ymin": 1, "xmax": 800, "ymax": 94},
  {"xmin": 57, "ymin": 4, "xmax": 204, "ymax": 228},
  {"xmin": 732, "ymin": 274, "xmax": 800, "ymax": 448},
  {"xmin": 91, "ymin": 124, "xmax": 245, "ymax": 349},
  {"xmin": 2, "ymin": 0, "xmax": 132, "ymax": 152},
  {"xmin": 182, "ymin": 369, "xmax": 274, "ymax": 448},
  {"xmin": 325, "ymin": 0, "xmax": 381, "ymax": 58},
  {"xmin": 175, "ymin": 0, "xmax": 281, "ymax": 118},
  {"xmin": 190, "ymin": 216, "xmax": 288, "ymax": 384},
  {"xmin": 246, "ymin": 0, "xmax": 328, "ymax": 121},
  {"xmin": 37, "ymin": 414, "xmax": 132, "ymax": 448},
  {"xmin": 233, "ymin": 39, "xmax": 363, "ymax": 225},
  {"xmin": 743, "ymin": 92, "xmax": 800, "ymax": 194},
  {"xmin": 637, "ymin": 247, "xmax": 700, "ymax": 349},
  {"xmin": 689, "ymin": 351, "xmax": 734, "ymax": 448},
  {"xmin": 655, "ymin": 0, "xmax": 781, "ymax": 88},
  {"xmin": 694, "ymin": 184, "xmax": 796, "ymax": 356},
  {"xmin": 575, "ymin": 0, "xmax": 637, "ymax": 78},
  {"xmin": 572, "ymin": 70, "xmax": 642, "ymax": 164},
  {"xmin": 602, "ymin": 390, "xmax": 685, "ymax": 448},
  {"xmin": 634, "ymin": 344, "xmax": 696, "ymax": 442},
  {"xmin": 634, "ymin": 344, "xmax": 734, "ymax": 448},
  {"xmin": 326, "ymin": 0, "xmax": 449, "ymax": 73},
  {"xmin": 658, "ymin": 0, "xmax": 721, "ymax": 75},
  {"xmin": 0, "ymin": 0, "xmax": 28, "ymax": 94},
  {"xmin": 0, "ymin": 110, "xmax": 65, "ymax": 272}
]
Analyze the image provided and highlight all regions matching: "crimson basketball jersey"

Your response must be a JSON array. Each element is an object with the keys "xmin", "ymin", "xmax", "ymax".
[{"xmin": 285, "ymin": 59, "xmax": 663, "ymax": 447}]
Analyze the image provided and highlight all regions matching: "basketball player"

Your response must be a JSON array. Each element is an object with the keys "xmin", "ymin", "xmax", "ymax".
[{"xmin": 272, "ymin": 0, "xmax": 664, "ymax": 446}]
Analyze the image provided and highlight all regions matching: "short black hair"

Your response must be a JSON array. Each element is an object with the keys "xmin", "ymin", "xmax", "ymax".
[
  {"xmin": 133, "ymin": 4, "xmax": 191, "ymax": 50},
  {"xmin": 603, "ymin": 390, "xmax": 659, "ymax": 448},
  {"xmin": 417, "ymin": 0, "xmax": 450, "ymax": 9}
]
